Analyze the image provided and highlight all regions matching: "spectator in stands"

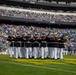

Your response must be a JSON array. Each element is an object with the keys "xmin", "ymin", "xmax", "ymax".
[{"xmin": 0, "ymin": 8, "xmax": 76, "ymax": 23}]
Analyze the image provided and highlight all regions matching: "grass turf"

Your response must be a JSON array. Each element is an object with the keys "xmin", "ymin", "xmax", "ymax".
[{"xmin": 0, "ymin": 55, "xmax": 76, "ymax": 75}]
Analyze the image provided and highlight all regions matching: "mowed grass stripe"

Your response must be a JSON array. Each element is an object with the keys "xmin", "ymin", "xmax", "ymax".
[
  {"xmin": 1, "ymin": 60, "xmax": 76, "ymax": 74},
  {"xmin": 0, "ymin": 55, "xmax": 76, "ymax": 75}
]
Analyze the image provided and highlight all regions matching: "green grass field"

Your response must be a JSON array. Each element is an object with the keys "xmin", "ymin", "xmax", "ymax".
[{"xmin": 0, "ymin": 55, "xmax": 76, "ymax": 75}]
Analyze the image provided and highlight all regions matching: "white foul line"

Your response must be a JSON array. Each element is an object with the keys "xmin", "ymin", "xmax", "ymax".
[{"xmin": 1, "ymin": 60, "xmax": 76, "ymax": 74}]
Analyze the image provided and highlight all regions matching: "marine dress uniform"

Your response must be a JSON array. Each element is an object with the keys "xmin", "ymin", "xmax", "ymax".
[
  {"xmin": 32, "ymin": 33, "xmax": 40, "ymax": 59},
  {"xmin": 40, "ymin": 34, "xmax": 48, "ymax": 59},
  {"xmin": 25, "ymin": 34, "xmax": 32, "ymax": 59}
]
